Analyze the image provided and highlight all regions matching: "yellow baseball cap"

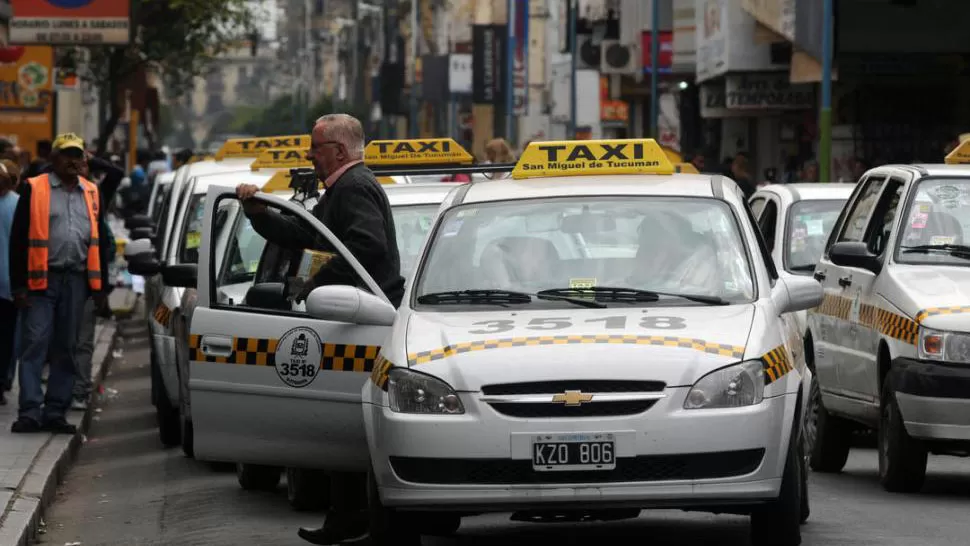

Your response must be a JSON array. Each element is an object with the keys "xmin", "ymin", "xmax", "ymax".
[{"xmin": 52, "ymin": 133, "xmax": 85, "ymax": 152}]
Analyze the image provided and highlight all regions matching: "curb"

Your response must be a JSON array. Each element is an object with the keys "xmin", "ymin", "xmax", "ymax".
[{"xmin": 0, "ymin": 322, "xmax": 119, "ymax": 546}]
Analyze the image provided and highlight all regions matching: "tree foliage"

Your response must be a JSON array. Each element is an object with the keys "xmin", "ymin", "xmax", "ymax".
[
  {"xmin": 205, "ymin": 94, "xmax": 372, "ymax": 144},
  {"xmin": 82, "ymin": 0, "xmax": 256, "ymax": 153}
]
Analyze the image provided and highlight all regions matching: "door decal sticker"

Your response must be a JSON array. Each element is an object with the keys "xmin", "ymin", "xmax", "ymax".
[{"xmin": 275, "ymin": 327, "xmax": 323, "ymax": 388}]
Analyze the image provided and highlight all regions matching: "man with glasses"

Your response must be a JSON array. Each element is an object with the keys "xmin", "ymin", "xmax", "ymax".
[
  {"xmin": 236, "ymin": 114, "xmax": 405, "ymax": 544},
  {"xmin": 8, "ymin": 134, "xmax": 110, "ymax": 434}
]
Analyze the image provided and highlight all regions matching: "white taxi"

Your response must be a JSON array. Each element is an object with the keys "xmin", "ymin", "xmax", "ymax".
[
  {"xmin": 808, "ymin": 142, "xmax": 970, "ymax": 493},
  {"xmin": 362, "ymin": 139, "xmax": 822, "ymax": 546}
]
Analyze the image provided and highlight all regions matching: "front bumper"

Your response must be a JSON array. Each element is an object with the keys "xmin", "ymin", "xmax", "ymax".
[
  {"xmin": 365, "ymin": 388, "xmax": 795, "ymax": 511},
  {"xmin": 891, "ymin": 357, "xmax": 970, "ymax": 441}
]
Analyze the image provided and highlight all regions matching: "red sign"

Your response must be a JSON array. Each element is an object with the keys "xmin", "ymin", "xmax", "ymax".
[
  {"xmin": 641, "ymin": 31, "xmax": 674, "ymax": 69},
  {"xmin": 10, "ymin": 0, "xmax": 131, "ymax": 45}
]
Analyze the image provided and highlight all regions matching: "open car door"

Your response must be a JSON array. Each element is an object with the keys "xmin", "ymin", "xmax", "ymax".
[{"xmin": 188, "ymin": 186, "xmax": 396, "ymax": 472}]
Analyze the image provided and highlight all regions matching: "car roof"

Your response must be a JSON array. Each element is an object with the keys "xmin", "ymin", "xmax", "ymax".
[
  {"xmin": 189, "ymin": 170, "xmax": 272, "ymax": 193},
  {"xmin": 910, "ymin": 164, "xmax": 970, "ymax": 177},
  {"xmin": 758, "ymin": 183, "xmax": 855, "ymax": 201},
  {"xmin": 156, "ymin": 171, "xmax": 176, "ymax": 185},
  {"xmin": 383, "ymin": 183, "xmax": 455, "ymax": 206},
  {"xmin": 459, "ymin": 174, "xmax": 719, "ymax": 204}
]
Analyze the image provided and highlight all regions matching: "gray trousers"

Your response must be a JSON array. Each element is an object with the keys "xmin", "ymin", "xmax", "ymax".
[{"xmin": 73, "ymin": 298, "xmax": 96, "ymax": 399}]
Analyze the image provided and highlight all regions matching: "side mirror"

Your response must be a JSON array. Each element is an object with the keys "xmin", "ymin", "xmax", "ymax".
[
  {"xmin": 773, "ymin": 275, "xmax": 824, "ymax": 314},
  {"xmin": 130, "ymin": 226, "xmax": 155, "ymax": 241},
  {"xmin": 829, "ymin": 241, "xmax": 882, "ymax": 274},
  {"xmin": 305, "ymin": 285, "xmax": 397, "ymax": 326},
  {"xmin": 125, "ymin": 214, "xmax": 154, "ymax": 230},
  {"xmin": 124, "ymin": 238, "xmax": 156, "ymax": 261},
  {"xmin": 244, "ymin": 282, "xmax": 290, "ymax": 310},
  {"xmin": 127, "ymin": 255, "xmax": 162, "ymax": 277},
  {"xmin": 162, "ymin": 263, "xmax": 198, "ymax": 288}
]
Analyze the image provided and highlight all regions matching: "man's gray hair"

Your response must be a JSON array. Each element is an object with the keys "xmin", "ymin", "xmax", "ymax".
[{"xmin": 315, "ymin": 113, "xmax": 365, "ymax": 159}]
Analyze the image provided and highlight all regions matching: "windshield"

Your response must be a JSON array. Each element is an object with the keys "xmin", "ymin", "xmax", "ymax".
[
  {"xmin": 391, "ymin": 204, "xmax": 439, "ymax": 277},
  {"xmin": 897, "ymin": 177, "xmax": 970, "ymax": 266},
  {"xmin": 785, "ymin": 199, "xmax": 845, "ymax": 273},
  {"xmin": 177, "ymin": 195, "xmax": 206, "ymax": 264},
  {"xmin": 414, "ymin": 197, "xmax": 755, "ymax": 307},
  {"xmin": 151, "ymin": 183, "xmax": 172, "ymax": 222}
]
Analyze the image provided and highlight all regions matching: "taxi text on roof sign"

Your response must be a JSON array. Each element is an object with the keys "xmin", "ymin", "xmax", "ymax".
[
  {"xmin": 250, "ymin": 147, "xmax": 311, "ymax": 171},
  {"xmin": 945, "ymin": 138, "xmax": 970, "ymax": 164},
  {"xmin": 510, "ymin": 139, "xmax": 675, "ymax": 179},
  {"xmin": 215, "ymin": 135, "xmax": 311, "ymax": 160},
  {"xmin": 363, "ymin": 138, "xmax": 474, "ymax": 166}
]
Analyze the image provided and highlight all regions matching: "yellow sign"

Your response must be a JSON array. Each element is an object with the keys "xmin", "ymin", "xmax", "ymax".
[
  {"xmin": 250, "ymin": 147, "xmax": 311, "ymax": 171},
  {"xmin": 214, "ymin": 135, "xmax": 310, "ymax": 160},
  {"xmin": 363, "ymin": 138, "xmax": 473, "ymax": 166},
  {"xmin": 0, "ymin": 46, "xmax": 54, "ymax": 160},
  {"xmin": 551, "ymin": 390, "xmax": 593, "ymax": 407},
  {"xmin": 945, "ymin": 139, "xmax": 970, "ymax": 164},
  {"xmin": 675, "ymin": 163, "xmax": 700, "ymax": 174},
  {"xmin": 376, "ymin": 176, "xmax": 399, "ymax": 185},
  {"xmin": 511, "ymin": 139, "xmax": 675, "ymax": 179},
  {"xmin": 262, "ymin": 170, "xmax": 299, "ymax": 193},
  {"xmin": 188, "ymin": 154, "xmax": 214, "ymax": 164}
]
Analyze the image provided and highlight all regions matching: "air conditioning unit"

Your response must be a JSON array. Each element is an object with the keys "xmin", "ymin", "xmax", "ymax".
[
  {"xmin": 600, "ymin": 39, "xmax": 640, "ymax": 74},
  {"xmin": 576, "ymin": 35, "xmax": 601, "ymax": 70}
]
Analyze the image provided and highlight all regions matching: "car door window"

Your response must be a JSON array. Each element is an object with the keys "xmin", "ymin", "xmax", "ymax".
[
  {"xmin": 865, "ymin": 177, "xmax": 905, "ymax": 256},
  {"xmin": 218, "ymin": 204, "xmax": 268, "ymax": 299},
  {"xmin": 757, "ymin": 200, "xmax": 779, "ymax": 252},
  {"xmin": 838, "ymin": 175, "xmax": 887, "ymax": 242},
  {"xmin": 749, "ymin": 197, "xmax": 767, "ymax": 218}
]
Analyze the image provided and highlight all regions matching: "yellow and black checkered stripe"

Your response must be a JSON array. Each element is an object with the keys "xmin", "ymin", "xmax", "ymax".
[
  {"xmin": 188, "ymin": 334, "xmax": 380, "ymax": 372},
  {"xmin": 916, "ymin": 305, "xmax": 970, "ymax": 324},
  {"xmin": 762, "ymin": 345, "xmax": 794, "ymax": 385},
  {"xmin": 810, "ymin": 294, "xmax": 918, "ymax": 345},
  {"xmin": 153, "ymin": 304, "xmax": 172, "ymax": 328},
  {"xmin": 370, "ymin": 355, "xmax": 394, "ymax": 390},
  {"xmin": 407, "ymin": 334, "xmax": 745, "ymax": 366}
]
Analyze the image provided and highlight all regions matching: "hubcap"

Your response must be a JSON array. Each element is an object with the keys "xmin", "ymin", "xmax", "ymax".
[{"xmin": 805, "ymin": 379, "xmax": 820, "ymax": 458}]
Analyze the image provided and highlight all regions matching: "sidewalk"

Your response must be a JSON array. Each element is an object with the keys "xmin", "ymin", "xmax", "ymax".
[{"xmin": 0, "ymin": 289, "xmax": 137, "ymax": 546}]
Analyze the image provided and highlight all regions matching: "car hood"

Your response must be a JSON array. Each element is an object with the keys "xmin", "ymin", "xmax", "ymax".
[
  {"xmin": 404, "ymin": 305, "xmax": 755, "ymax": 390},
  {"xmin": 887, "ymin": 265, "xmax": 970, "ymax": 330}
]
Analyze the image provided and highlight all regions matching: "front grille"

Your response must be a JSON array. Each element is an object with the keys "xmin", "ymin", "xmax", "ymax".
[
  {"xmin": 488, "ymin": 400, "xmax": 658, "ymax": 418},
  {"xmin": 481, "ymin": 380, "xmax": 666, "ymax": 395},
  {"xmin": 390, "ymin": 449, "xmax": 765, "ymax": 485}
]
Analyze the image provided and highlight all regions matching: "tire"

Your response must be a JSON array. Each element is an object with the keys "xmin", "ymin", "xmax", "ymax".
[
  {"xmin": 416, "ymin": 513, "xmax": 461, "ymax": 536},
  {"xmin": 751, "ymin": 424, "xmax": 803, "ymax": 546},
  {"xmin": 368, "ymin": 471, "xmax": 422, "ymax": 546},
  {"xmin": 180, "ymin": 417, "xmax": 194, "ymax": 459},
  {"xmin": 156, "ymin": 383, "xmax": 181, "ymax": 447},
  {"xmin": 878, "ymin": 381, "xmax": 927, "ymax": 493},
  {"xmin": 286, "ymin": 468, "xmax": 331, "ymax": 511},
  {"xmin": 808, "ymin": 377, "xmax": 851, "ymax": 473},
  {"xmin": 236, "ymin": 463, "xmax": 282, "ymax": 491},
  {"xmin": 799, "ymin": 451, "xmax": 810, "ymax": 524}
]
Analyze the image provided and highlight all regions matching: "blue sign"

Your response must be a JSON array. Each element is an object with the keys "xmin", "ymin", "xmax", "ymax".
[{"xmin": 45, "ymin": 0, "xmax": 95, "ymax": 8}]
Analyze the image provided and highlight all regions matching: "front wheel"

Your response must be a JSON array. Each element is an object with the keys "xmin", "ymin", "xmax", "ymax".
[
  {"xmin": 878, "ymin": 381, "xmax": 927, "ymax": 493},
  {"xmin": 236, "ymin": 463, "xmax": 282, "ymax": 491},
  {"xmin": 809, "ymin": 378, "xmax": 851, "ymax": 473},
  {"xmin": 156, "ymin": 384, "xmax": 181, "ymax": 447},
  {"xmin": 286, "ymin": 468, "xmax": 331, "ymax": 511},
  {"xmin": 750, "ymin": 431, "xmax": 803, "ymax": 546}
]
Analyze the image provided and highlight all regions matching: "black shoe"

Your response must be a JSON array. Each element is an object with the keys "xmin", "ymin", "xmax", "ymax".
[
  {"xmin": 41, "ymin": 418, "xmax": 77, "ymax": 435},
  {"xmin": 298, "ymin": 515, "xmax": 369, "ymax": 545},
  {"xmin": 11, "ymin": 417, "xmax": 42, "ymax": 433}
]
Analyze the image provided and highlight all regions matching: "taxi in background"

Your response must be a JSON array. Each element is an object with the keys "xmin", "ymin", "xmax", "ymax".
[
  {"xmin": 363, "ymin": 139, "xmax": 822, "ymax": 546},
  {"xmin": 179, "ymin": 139, "xmax": 472, "ymax": 511},
  {"xmin": 127, "ymin": 135, "xmax": 310, "ymax": 448},
  {"xmin": 808, "ymin": 143, "xmax": 970, "ymax": 493}
]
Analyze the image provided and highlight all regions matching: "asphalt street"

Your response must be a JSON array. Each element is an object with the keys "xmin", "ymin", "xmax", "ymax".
[{"xmin": 40, "ymin": 319, "xmax": 970, "ymax": 546}]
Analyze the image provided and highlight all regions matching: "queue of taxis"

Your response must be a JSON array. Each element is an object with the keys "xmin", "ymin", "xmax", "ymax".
[{"xmin": 807, "ymin": 141, "xmax": 970, "ymax": 493}]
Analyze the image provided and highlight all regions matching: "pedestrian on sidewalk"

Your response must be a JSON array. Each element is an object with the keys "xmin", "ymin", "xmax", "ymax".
[
  {"xmin": 0, "ymin": 159, "xmax": 20, "ymax": 405},
  {"xmin": 8, "ymin": 134, "xmax": 111, "ymax": 434}
]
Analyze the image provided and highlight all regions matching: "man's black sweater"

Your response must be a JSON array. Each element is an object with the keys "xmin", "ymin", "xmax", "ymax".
[{"xmin": 248, "ymin": 162, "xmax": 406, "ymax": 307}]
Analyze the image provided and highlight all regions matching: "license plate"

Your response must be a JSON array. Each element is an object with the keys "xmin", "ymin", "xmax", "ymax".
[{"xmin": 532, "ymin": 433, "xmax": 616, "ymax": 471}]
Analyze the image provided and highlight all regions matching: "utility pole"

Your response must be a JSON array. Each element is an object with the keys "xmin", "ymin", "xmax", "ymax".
[
  {"xmin": 649, "ymin": 0, "xmax": 659, "ymax": 138},
  {"xmin": 819, "ymin": 0, "xmax": 833, "ymax": 182},
  {"xmin": 408, "ymin": 0, "xmax": 419, "ymax": 137},
  {"xmin": 568, "ymin": 0, "xmax": 577, "ymax": 139}
]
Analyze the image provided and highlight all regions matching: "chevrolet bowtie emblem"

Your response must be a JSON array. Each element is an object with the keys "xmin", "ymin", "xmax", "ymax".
[{"xmin": 552, "ymin": 390, "xmax": 593, "ymax": 406}]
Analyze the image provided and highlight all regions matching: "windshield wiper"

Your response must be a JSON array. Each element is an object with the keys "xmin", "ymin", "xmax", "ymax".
[
  {"xmin": 416, "ymin": 289, "xmax": 532, "ymax": 306},
  {"xmin": 537, "ymin": 286, "xmax": 730, "ymax": 306},
  {"xmin": 901, "ymin": 244, "xmax": 970, "ymax": 257}
]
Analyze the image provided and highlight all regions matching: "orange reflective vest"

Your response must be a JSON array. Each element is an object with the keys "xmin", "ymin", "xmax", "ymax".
[{"xmin": 26, "ymin": 174, "xmax": 103, "ymax": 292}]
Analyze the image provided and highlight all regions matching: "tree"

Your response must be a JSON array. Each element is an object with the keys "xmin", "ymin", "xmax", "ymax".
[
  {"xmin": 204, "ymin": 93, "xmax": 372, "ymax": 144},
  {"xmin": 82, "ymin": 0, "xmax": 255, "ymax": 154}
]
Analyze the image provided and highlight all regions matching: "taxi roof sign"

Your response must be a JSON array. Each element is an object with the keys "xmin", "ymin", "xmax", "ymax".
[
  {"xmin": 187, "ymin": 154, "xmax": 213, "ymax": 164},
  {"xmin": 364, "ymin": 138, "xmax": 473, "ymax": 166},
  {"xmin": 511, "ymin": 138, "xmax": 675, "ymax": 179},
  {"xmin": 215, "ymin": 135, "xmax": 311, "ymax": 160},
  {"xmin": 250, "ymin": 147, "xmax": 311, "ymax": 171},
  {"xmin": 262, "ymin": 171, "xmax": 297, "ymax": 193},
  {"xmin": 945, "ymin": 138, "xmax": 970, "ymax": 164}
]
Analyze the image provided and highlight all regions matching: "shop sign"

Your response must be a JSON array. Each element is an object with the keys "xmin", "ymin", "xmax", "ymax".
[
  {"xmin": 10, "ymin": 0, "xmax": 130, "ymax": 45},
  {"xmin": 724, "ymin": 73, "xmax": 814, "ymax": 110}
]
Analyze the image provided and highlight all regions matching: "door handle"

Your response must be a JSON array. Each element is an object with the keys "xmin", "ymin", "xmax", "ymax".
[
  {"xmin": 201, "ymin": 335, "xmax": 233, "ymax": 357},
  {"xmin": 838, "ymin": 276, "xmax": 852, "ymax": 287},
  {"xmin": 813, "ymin": 271, "xmax": 826, "ymax": 282}
]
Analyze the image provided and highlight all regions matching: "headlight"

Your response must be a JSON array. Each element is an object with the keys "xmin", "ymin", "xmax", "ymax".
[
  {"xmin": 918, "ymin": 326, "xmax": 970, "ymax": 364},
  {"xmin": 684, "ymin": 360, "xmax": 765, "ymax": 409},
  {"xmin": 387, "ymin": 368, "xmax": 464, "ymax": 414}
]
